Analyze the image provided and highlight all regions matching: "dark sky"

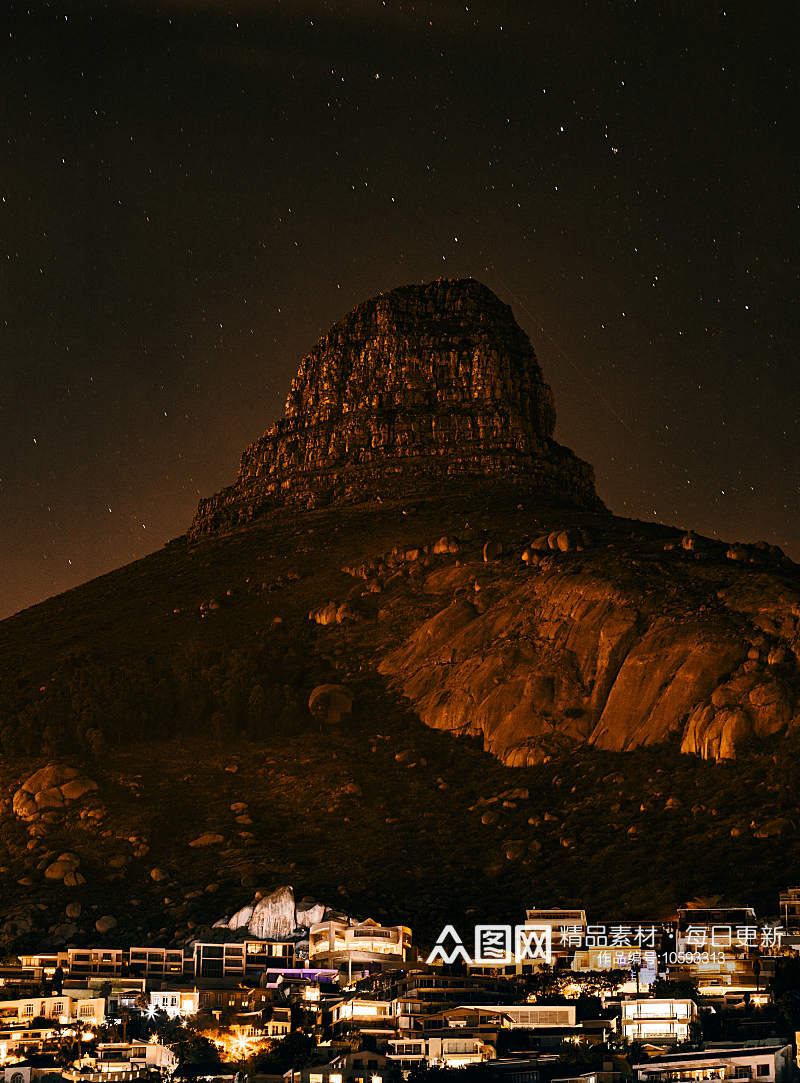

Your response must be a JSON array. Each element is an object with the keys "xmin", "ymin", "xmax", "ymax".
[{"xmin": 2, "ymin": 0, "xmax": 798, "ymax": 620}]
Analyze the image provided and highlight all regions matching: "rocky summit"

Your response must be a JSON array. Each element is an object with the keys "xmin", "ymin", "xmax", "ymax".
[{"xmin": 190, "ymin": 278, "xmax": 601, "ymax": 537}]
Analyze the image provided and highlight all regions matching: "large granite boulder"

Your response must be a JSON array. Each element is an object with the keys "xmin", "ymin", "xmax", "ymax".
[
  {"xmin": 12, "ymin": 764, "xmax": 99, "ymax": 822},
  {"xmin": 217, "ymin": 886, "xmax": 332, "ymax": 939}
]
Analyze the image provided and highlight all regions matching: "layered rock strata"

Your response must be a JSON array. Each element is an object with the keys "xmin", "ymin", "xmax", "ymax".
[{"xmin": 190, "ymin": 279, "xmax": 602, "ymax": 537}]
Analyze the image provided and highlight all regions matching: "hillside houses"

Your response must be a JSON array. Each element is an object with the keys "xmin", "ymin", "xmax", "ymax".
[{"xmin": 0, "ymin": 893, "xmax": 797, "ymax": 1083}]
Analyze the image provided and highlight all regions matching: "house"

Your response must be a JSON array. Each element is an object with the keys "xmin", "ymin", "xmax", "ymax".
[
  {"xmin": 385, "ymin": 1038, "xmax": 427, "ymax": 1071},
  {"xmin": 429, "ymin": 1006, "xmax": 511, "ymax": 1032},
  {"xmin": 523, "ymin": 909, "xmax": 587, "ymax": 967},
  {"xmin": 284, "ymin": 1049, "xmax": 400, "ymax": 1083},
  {"xmin": 466, "ymin": 1005, "xmax": 577, "ymax": 1029},
  {"xmin": 620, "ymin": 999, "xmax": 697, "ymax": 1044},
  {"xmin": 198, "ymin": 987, "xmax": 274, "ymax": 1016},
  {"xmin": 18, "ymin": 941, "xmax": 298, "ymax": 983},
  {"xmin": 0, "ymin": 1025, "xmax": 65, "ymax": 1060},
  {"xmin": 632, "ymin": 1043, "xmax": 793, "ymax": 1083},
  {"xmin": 2, "ymin": 1067, "xmax": 34, "ymax": 1083},
  {"xmin": 18, "ymin": 950, "xmax": 125, "ymax": 979},
  {"xmin": 126, "ymin": 947, "xmax": 185, "ymax": 978},
  {"xmin": 61, "ymin": 1041, "xmax": 177, "ymax": 1082},
  {"xmin": 330, "ymin": 998, "xmax": 396, "ymax": 1037},
  {"xmin": 377, "ymin": 970, "xmax": 512, "ymax": 1012},
  {"xmin": 309, "ymin": 920, "xmax": 411, "ymax": 974},
  {"xmin": 0, "ymin": 995, "xmax": 105, "ymax": 1027},
  {"xmin": 147, "ymin": 989, "xmax": 200, "ymax": 1018},
  {"xmin": 666, "ymin": 954, "xmax": 776, "ymax": 1003},
  {"xmin": 427, "ymin": 1035, "xmax": 495, "ymax": 1067},
  {"xmin": 266, "ymin": 1007, "xmax": 292, "ymax": 1039},
  {"xmin": 189, "ymin": 940, "xmax": 296, "ymax": 980}
]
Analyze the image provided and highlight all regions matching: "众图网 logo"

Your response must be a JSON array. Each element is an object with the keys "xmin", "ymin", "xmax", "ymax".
[{"xmin": 425, "ymin": 924, "xmax": 552, "ymax": 966}]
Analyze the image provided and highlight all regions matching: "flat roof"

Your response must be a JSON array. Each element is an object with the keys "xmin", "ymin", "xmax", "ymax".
[{"xmin": 633, "ymin": 1044, "xmax": 788, "ymax": 1067}]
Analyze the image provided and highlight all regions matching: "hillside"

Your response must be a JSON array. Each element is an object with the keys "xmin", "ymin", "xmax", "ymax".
[{"xmin": 1, "ymin": 486, "xmax": 799, "ymax": 955}]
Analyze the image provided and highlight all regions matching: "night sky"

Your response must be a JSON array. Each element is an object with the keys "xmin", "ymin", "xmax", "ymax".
[{"xmin": 2, "ymin": 1, "xmax": 798, "ymax": 620}]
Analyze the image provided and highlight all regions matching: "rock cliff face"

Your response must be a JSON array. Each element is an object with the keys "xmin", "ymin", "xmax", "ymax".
[
  {"xmin": 374, "ymin": 529, "xmax": 800, "ymax": 765},
  {"xmin": 190, "ymin": 278, "xmax": 602, "ymax": 537}
]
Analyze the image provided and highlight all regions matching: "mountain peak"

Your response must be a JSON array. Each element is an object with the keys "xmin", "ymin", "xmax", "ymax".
[{"xmin": 190, "ymin": 278, "xmax": 602, "ymax": 537}]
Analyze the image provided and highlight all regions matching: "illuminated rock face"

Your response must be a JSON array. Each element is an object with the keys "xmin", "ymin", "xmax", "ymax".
[
  {"xmin": 378, "ymin": 553, "xmax": 800, "ymax": 765},
  {"xmin": 190, "ymin": 278, "xmax": 602, "ymax": 536}
]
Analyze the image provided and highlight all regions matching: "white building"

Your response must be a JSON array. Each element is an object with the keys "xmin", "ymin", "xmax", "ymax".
[
  {"xmin": 147, "ymin": 989, "xmax": 200, "ymax": 1018},
  {"xmin": 621, "ymin": 999, "xmax": 697, "ymax": 1044},
  {"xmin": 331, "ymin": 998, "xmax": 395, "ymax": 1035},
  {"xmin": 633, "ymin": 1043, "xmax": 793, "ymax": 1083},
  {"xmin": 461, "ymin": 1004, "xmax": 576, "ymax": 1028},
  {"xmin": 309, "ymin": 919, "xmax": 411, "ymax": 972},
  {"xmin": 266, "ymin": 1006, "xmax": 291, "ymax": 1038},
  {"xmin": 62, "ymin": 1041, "xmax": 177, "ymax": 1083},
  {"xmin": 427, "ymin": 1036, "xmax": 494, "ymax": 1067},
  {"xmin": 522, "ymin": 908, "xmax": 587, "ymax": 969},
  {"xmin": 387, "ymin": 1036, "xmax": 494, "ymax": 1069},
  {"xmin": 0, "ymin": 994, "xmax": 105, "ymax": 1026}
]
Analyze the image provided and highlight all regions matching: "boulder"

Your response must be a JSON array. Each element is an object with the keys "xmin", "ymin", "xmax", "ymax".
[
  {"xmin": 308, "ymin": 684, "xmax": 354, "ymax": 724},
  {"xmin": 60, "ymin": 778, "xmax": 99, "ymax": 801},
  {"xmin": 227, "ymin": 904, "xmax": 255, "ymax": 931},
  {"xmin": 681, "ymin": 531, "xmax": 710, "ymax": 551},
  {"xmin": 20, "ymin": 764, "xmax": 79, "ymax": 794},
  {"xmin": 295, "ymin": 899, "xmax": 326, "ymax": 927},
  {"xmin": 51, "ymin": 923, "xmax": 79, "ymax": 941},
  {"xmin": 35, "ymin": 787, "xmax": 65, "ymax": 810},
  {"xmin": 749, "ymin": 680, "xmax": 792, "ymax": 733},
  {"xmin": 309, "ymin": 601, "xmax": 339, "ymax": 626},
  {"xmin": 44, "ymin": 853, "xmax": 80, "ymax": 880},
  {"xmin": 682, "ymin": 705, "xmax": 752, "ymax": 759},
  {"xmin": 768, "ymin": 646, "xmax": 791, "ymax": 666},
  {"xmin": 753, "ymin": 817, "xmax": 792, "ymax": 838},
  {"xmin": 189, "ymin": 833, "xmax": 225, "ymax": 848},
  {"xmin": 555, "ymin": 529, "xmax": 580, "ymax": 552},
  {"xmin": 12, "ymin": 764, "xmax": 99, "ymax": 823},
  {"xmin": 247, "ymin": 885, "xmax": 297, "ymax": 939},
  {"xmin": 726, "ymin": 545, "xmax": 750, "ymax": 562},
  {"xmin": 95, "ymin": 915, "xmax": 117, "ymax": 934}
]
